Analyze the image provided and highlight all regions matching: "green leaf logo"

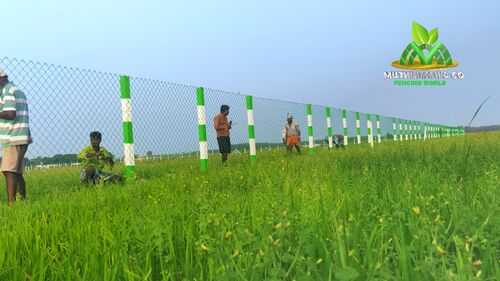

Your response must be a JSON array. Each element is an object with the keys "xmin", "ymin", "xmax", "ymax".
[
  {"xmin": 392, "ymin": 21, "xmax": 457, "ymax": 69},
  {"xmin": 412, "ymin": 21, "xmax": 429, "ymax": 45},
  {"xmin": 427, "ymin": 28, "xmax": 439, "ymax": 45}
]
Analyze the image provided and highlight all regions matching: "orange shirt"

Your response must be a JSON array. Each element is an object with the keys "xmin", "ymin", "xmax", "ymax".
[{"xmin": 214, "ymin": 113, "xmax": 230, "ymax": 137}]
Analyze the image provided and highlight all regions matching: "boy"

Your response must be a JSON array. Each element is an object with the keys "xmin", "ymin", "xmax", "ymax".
[{"xmin": 77, "ymin": 131, "xmax": 121, "ymax": 184}]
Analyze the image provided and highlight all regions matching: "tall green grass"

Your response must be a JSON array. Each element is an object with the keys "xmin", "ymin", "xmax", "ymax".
[{"xmin": 0, "ymin": 132, "xmax": 498, "ymax": 280}]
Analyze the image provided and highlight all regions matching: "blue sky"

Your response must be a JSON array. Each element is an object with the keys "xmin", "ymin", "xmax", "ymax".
[{"xmin": 2, "ymin": 0, "xmax": 499, "ymax": 126}]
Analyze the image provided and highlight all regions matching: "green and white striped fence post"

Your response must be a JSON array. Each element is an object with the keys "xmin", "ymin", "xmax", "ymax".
[
  {"xmin": 196, "ymin": 87, "xmax": 208, "ymax": 170},
  {"xmin": 376, "ymin": 114, "xmax": 381, "ymax": 143},
  {"xmin": 404, "ymin": 120, "xmax": 409, "ymax": 141},
  {"xmin": 409, "ymin": 121, "xmax": 414, "ymax": 140},
  {"xmin": 407, "ymin": 121, "xmax": 411, "ymax": 140},
  {"xmin": 326, "ymin": 107, "xmax": 333, "ymax": 149},
  {"xmin": 119, "ymin": 75, "xmax": 136, "ymax": 180},
  {"xmin": 413, "ymin": 121, "xmax": 416, "ymax": 139},
  {"xmin": 399, "ymin": 119, "xmax": 403, "ymax": 141},
  {"xmin": 409, "ymin": 121, "xmax": 413, "ymax": 140},
  {"xmin": 246, "ymin": 95, "xmax": 256, "ymax": 162},
  {"xmin": 342, "ymin": 110, "xmax": 348, "ymax": 145},
  {"xmin": 412, "ymin": 121, "xmax": 416, "ymax": 140},
  {"xmin": 306, "ymin": 104, "xmax": 314, "ymax": 154},
  {"xmin": 367, "ymin": 114, "xmax": 373, "ymax": 147},
  {"xmin": 392, "ymin": 117, "xmax": 397, "ymax": 141},
  {"xmin": 356, "ymin": 112, "xmax": 361, "ymax": 144}
]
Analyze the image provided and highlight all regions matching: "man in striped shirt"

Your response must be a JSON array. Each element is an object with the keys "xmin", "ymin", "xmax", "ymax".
[{"xmin": 0, "ymin": 70, "xmax": 32, "ymax": 203}]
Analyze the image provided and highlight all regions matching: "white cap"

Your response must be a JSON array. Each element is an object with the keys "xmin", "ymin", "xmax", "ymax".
[
  {"xmin": 287, "ymin": 113, "xmax": 293, "ymax": 119},
  {"xmin": 0, "ymin": 69, "xmax": 6, "ymax": 77}
]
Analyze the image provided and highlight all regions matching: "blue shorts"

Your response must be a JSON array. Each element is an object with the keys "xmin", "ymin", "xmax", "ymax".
[{"xmin": 80, "ymin": 169, "xmax": 117, "ymax": 182}]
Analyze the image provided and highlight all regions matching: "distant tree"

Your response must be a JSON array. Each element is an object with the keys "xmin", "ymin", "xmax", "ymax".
[{"xmin": 146, "ymin": 151, "xmax": 153, "ymax": 157}]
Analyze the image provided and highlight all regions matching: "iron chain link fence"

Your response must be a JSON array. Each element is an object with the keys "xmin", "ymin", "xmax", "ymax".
[{"xmin": 0, "ymin": 56, "xmax": 465, "ymax": 173}]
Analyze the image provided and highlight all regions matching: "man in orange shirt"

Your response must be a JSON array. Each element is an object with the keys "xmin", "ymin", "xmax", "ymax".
[{"xmin": 214, "ymin": 105, "xmax": 232, "ymax": 165}]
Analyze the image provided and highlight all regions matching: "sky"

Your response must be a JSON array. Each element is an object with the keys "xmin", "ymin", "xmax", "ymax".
[{"xmin": 2, "ymin": 0, "xmax": 499, "ymax": 127}]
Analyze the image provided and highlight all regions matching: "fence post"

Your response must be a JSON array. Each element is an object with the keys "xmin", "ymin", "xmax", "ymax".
[
  {"xmin": 399, "ymin": 119, "xmax": 403, "ymax": 141},
  {"xmin": 246, "ymin": 95, "xmax": 257, "ymax": 162},
  {"xmin": 410, "ymin": 121, "xmax": 414, "ymax": 140},
  {"xmin": 376, "ymin": 114, "xmax": 381, "ymax": 143},
  {"xmin": 342, "ymin": 110, "xmax": 348, "ymax": 146},
  {"xmin": 414, "ymin": 121, "xmax": 417, "ymax": 139},
  {"xmin": 412, "ymin": 121, "xmax": 415, "ymax": 139},
  {"xmin": 367, "ymin": 114, "xmax": 373, "ymax": 147},
  {"xmin": 392, "ymin": 117, "xmax": 397, "ymax": 141},
  {"xmin": 326, "ymin": 107, "xmax": 333, "ymax": 149},
  {"xmin": 408, "ymin": 120, "xmax": 412, "ymax": 140},
  {"xmin": 404, "ymin": 120, "xmax": 409, "ymax": 141},
  {"xmin": 366, "ymin": 114, "xmax": 371, "ymax": 144},
  {"xmin": 411, "ymin": 121, "xmax": 414, "ymax": 139},
  {"xmin": 119, "ymin": 75, "xmax": 136, "ymax": 180},
  {"xmin": 356, "ymin": 112, "xmax": 361, "ymax": 144},
  {"xmin": 196, "ymin": 87, "xmax": 208, "ymax": 171},
  {"xmin": 306, "ymin": 104, "xmax": 314, "ymax": 154}
]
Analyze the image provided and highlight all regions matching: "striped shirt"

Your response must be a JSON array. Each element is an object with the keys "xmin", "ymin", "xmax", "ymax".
[{"xmin": 0, "ymin": 82, "xmax": 32, "ymax": 147}]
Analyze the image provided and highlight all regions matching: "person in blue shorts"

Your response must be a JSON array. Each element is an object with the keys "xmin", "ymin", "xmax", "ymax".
[{"xmin": 77, "ymin": 131, "xmax": 121, "ymax": 185}]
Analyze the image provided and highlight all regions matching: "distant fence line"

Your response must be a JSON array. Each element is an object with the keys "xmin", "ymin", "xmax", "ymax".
[{"xmin": 0, "ymin": 57, "xmax": 464, "ymax": 177}]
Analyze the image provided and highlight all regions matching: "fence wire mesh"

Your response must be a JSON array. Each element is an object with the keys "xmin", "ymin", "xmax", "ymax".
[{"xmin": 0, "ymin": 56, "xmax": 464, "ymax": 174}]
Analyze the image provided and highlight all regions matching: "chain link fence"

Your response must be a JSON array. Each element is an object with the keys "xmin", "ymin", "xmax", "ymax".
[{"xmin": 0, "ymin": 56, "xmax": 465, "ymax": 174}]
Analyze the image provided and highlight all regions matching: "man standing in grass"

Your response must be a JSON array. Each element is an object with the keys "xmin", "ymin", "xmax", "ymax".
[
  {"xmin": 284, "ymin": 114, "xmax": 301, "ymax": 156},
  {"xmin": 214, "ymin": 105, "xmax": 232, "ymax": 165},
  {"xmin": 78, "ymin": 131, "xmax": 121, "ymax": 185},
  {"xmin": 0, "ymin": 70, "xmax": 32, "ymax": 203}
]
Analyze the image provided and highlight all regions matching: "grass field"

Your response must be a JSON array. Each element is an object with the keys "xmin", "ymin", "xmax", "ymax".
[{"xmin": 0, "ymin": 132, "xmax": 498, "ymax": 280}]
